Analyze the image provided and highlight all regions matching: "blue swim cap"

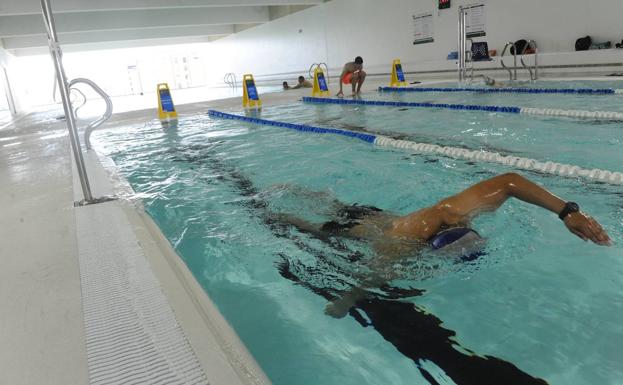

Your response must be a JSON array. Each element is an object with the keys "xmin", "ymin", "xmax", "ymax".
[{"xmin": 429, "ymin": 227, "xmax": 485, "ymax": 261}]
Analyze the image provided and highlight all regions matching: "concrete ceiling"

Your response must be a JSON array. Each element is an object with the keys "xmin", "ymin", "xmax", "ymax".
[{"xmin": 0, "ymin": 0, "xmax": 325, "ymax": 55}]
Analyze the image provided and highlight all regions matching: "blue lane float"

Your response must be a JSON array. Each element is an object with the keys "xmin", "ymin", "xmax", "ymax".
[
  {"xmin": 207, "ymin": 110, "xmax": 376, "ymax": 143},
  {"xmin": 302, "ymin": 97, "xmax": 623, "ymax": 121},
  {"xmin": 378, "ymin": 86, "xmax": 621, "ymax": 95},
  {"xmin": 207, "ymin": 110, "xmax": 623, "ymax": 185},
  {"xmin": 302, "ymin": 96, "xmax": 521, "ymax": 114}
]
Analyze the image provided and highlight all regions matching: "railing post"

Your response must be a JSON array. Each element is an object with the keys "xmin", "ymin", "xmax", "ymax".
[
  {"xmin": 41, "ymin": 0, "xmax": 94, "ymax": 203},
  {"xmin": 457, "ymin": 7, "xmax": 467, "ymax": 83}
]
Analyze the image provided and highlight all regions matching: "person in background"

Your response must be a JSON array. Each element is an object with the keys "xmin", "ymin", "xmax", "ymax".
[
  {"xmin": 285, "ymin": 76, "xmax": 312, "ymax": 90},
  {"xmin": 337, "ymin": 56, "xmax": 366, "ymax": 97}
]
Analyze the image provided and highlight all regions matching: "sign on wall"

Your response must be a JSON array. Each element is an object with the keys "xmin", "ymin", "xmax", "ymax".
[
  {"xmin": 413, "ymin": 12, "xmax": 434, "ymax": 45},
  {"xmin": 464, "ymin": 3, "xmax": 486, "ymax": 37}
]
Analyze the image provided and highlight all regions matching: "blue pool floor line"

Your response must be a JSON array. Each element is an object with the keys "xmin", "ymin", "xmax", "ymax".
[
  {"xmin": 207, "ymin": 110, "xmax": 623, "ymax": 185},
  {"xmin": 379, "ymin": 86, "xmax": 623, "ymax": 95},
  {"xmin": 302, "ymin": 97, "xmax": 623, "ymax": 121}
]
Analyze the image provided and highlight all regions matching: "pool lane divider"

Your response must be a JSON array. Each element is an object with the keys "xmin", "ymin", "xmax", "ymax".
[
  {"xmin": 302, "ymin": 96, "xmax": 623, "ymax": 121},
  {"xmin": 207, "ymin": 110, "xmax": 376, "ymax": 142},
  {"xmin": 379, "ymin": 86, "xmax": 623, "ymax": 95},
  {"xmin": 207, "ymin": 110, "xmax": 623, "ymax": 185}
]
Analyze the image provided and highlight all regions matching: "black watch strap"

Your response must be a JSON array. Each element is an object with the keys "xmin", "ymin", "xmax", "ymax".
[{"xmin": 559, "ymin": 202, "xmax": 579, "ymax": 220}]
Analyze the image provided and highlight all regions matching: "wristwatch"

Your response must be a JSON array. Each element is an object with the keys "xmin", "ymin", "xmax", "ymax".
[{"xmin": 558, "ymin": 202, "xmax": 580, "ymax": 220}]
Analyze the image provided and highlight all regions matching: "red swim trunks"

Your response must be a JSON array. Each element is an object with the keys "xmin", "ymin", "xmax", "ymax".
[{"xmin": 342, "ymin": 72, "xmax": 353, "ymax": 84}]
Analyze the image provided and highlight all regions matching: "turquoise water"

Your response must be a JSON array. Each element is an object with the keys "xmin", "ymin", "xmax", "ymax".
[{"xmin": 95, "ymin": 82, "xmax": 623, "ymax": 385}]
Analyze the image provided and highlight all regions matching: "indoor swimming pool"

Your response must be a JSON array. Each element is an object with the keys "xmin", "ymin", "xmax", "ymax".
[{"xmin": 94, "ymin": 83, "xmax": 622, "ymax": 385}]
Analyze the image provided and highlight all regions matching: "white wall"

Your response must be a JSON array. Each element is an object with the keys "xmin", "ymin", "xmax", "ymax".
[{"xmin": 209, "ymin": 0, "xmax": 623, "ymax": 81}]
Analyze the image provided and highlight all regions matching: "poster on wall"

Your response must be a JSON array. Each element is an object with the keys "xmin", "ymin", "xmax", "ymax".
[
  {"xmin": 412, "ymin": 12, "xmax": 434, "ymax": 45},
  {"xmin": 464, "ymin": 3, "xmax": 486, "ymax": 37}
]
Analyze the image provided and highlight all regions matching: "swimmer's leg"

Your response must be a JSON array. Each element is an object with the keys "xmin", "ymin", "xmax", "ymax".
[
  {"xmin": 355, "ymin": 70, "xmax": 366, "ymax": 94},
  {"xmin": 269, "ymin": 212, "xmax": 325, "ymax": 237}
]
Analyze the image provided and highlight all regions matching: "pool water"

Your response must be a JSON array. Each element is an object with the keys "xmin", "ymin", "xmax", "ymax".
[{"xmin": 95, "ymin": 81, "xmax": 623, "ymax": 385}]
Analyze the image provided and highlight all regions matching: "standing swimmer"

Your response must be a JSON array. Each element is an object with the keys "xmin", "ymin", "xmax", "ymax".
[{"xmin": 337, "ymin": 56, "xmax": 367, "ymax": 97}]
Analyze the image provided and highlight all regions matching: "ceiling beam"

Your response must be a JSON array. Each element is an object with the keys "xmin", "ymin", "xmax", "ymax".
[
  {"xmin": 0, "ymin": 0, "xmax": 324, "ymax": 16},
  {"xmin": 1, "ymin": 25, "xmax": 234, "ymax": 49},
  {"xmin": 8, "ymin": 36, "xmax": 217, "ymax": 56},
  {"xmin": 0, "ymin": 7, "xmax": 270, "ymax": 37}
]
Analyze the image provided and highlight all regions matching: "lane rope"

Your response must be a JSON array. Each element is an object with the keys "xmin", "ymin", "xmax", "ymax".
[
  {"xmin": 302, "ymin": 96, "xmax": 623, "ymax": 121},
  {"xmin": 207, "ymin": 110, "xmax": 623, "ymax": 185},
  {"xmin": 379, "ymin": 86, "xmax": 623, "ymax": 95}
]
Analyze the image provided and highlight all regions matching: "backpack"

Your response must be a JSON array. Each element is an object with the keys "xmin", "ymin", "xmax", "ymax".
[
  {"xmin": 510, "ymin": 39, "xmax": 528, "ymax": 55},
  {"xmin": 575, "ymin": 36, "xmax": 592, "ymax": 51}
]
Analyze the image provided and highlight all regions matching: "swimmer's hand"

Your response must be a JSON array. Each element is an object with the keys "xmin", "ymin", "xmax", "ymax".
[
  {"xmin": 324, "ymin": 287, "xmax": 365, "ymax": 318},
  {"xmin": 564, "ymin": 212, "xmax": 612, "ymax": 246}
]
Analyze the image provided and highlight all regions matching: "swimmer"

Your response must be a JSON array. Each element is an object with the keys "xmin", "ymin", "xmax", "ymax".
[
  {"xmin": 284, "ymin": 76, "xmax": 312, "ymax": 90},
  {"xmin": 275, "ymin": 172, "xmax": 612, "ymax": 317},
  {"xmin": 337, "ymin": 56, "xmax": 366, "ymax": 97},
  {"xmin": 292, "ymin": 76, "xmax": 313, "ymax": 89}
]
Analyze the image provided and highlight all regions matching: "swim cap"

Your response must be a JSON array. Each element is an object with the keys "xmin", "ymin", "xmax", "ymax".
[{"xmin": 429, "ymin": 228, "xmax": 485, "ymax": 261}]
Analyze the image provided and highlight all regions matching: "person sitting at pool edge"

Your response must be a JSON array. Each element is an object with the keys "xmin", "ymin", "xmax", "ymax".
[
  {"xmin": 337, "ymin": 56, "xmax": 366, "ymax": 97},
  {"xmin": 284, "ymin": 76, "xmax": 313, "ymax": 90},
  {"xmin": 275, "ymin": 172, "xmax": 612, "ymax": 317}
]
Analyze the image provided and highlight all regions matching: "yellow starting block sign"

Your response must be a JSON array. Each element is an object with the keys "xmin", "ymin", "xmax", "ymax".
[
  {"xmin": 390, "ymin": 59, "xmax": 408, "ymax": 87},
  {"xmin": 242, "ymin": 74, "xmax": 261, "ymax": 109},
  {"xmin": 312, "ymin": 67, "xmax": 330, "ymax": 97},
  {"xmin": 157, "ymin": 83, "xmax": 178, "ymax": 121}
]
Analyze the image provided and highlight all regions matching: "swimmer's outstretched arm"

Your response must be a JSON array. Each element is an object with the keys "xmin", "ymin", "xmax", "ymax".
[{"xmin": 437, "ymin": 172, "xmax": 612, "ymax": 245}]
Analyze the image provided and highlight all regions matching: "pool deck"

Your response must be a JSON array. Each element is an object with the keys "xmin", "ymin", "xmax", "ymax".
[{"xmin": 1, "ymin": 74, "xmax": 619, "ymax": 384}]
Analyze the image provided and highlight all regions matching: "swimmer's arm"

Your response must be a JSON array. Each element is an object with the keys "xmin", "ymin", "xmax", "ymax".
[
  {"xmin": 437, "ymin": 173, "xmax": 611, "ymax": 245},
  {"xmin": 291, "ymin": 83, "xmax": 303, "ymax": 89}
]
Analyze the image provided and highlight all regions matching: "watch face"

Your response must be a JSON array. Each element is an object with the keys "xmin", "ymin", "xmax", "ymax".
[{"xmin": 568, "ymin": 202, "xmax": 579, "ymax": 212}]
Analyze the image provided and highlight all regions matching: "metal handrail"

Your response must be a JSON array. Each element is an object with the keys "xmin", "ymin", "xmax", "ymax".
[
  {"xmin": 53, "ymin": 75, "xmax": 87, "ymax": 109},
  {"xmin": 308, "ymin": 62, "xmax": 329, "ymax": 83},
  {"xmin": 71, "ymin": 88, "xmax": 87, "ymax": 114},
  {"xmin": 69, "ymin": 78, "xmax": 113, "ymax": 150},
  {"xmin": 41, "ymin": 0, "xmax": 93, "ymax": 203},
  {"xmin": 520, "ymin": 40, "xmax": 538, "ymax": 81},
  {"xmin": 500, "ymin": 42, "xmax": 518, "ymax": 81},
  {"xmin": 457, "ymin": 7, "xmax": 468, "ymax": 83},
  {"xmin": 224, "ymin": 72, "xmax": 237, "ymax": 90}
]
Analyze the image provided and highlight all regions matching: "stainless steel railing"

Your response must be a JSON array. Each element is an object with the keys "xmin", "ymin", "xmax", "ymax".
[
  {"xmin": 69, "ymin": 78, "xmax": 113, "ymax": 150},
  {"xmin": 53, "ymin": 75, "xmax": 87, "ymax": 111},
  {"xmin": 41, "ymin": 0, "xmax": 113, "ymax": 204},
  {"xmin": 520, "ymin": 40, "xmax": 539, "ymax": 81},
  {"xmin": 224, "ymin": 72, "xmax": 237, "ymax": 91},
  {"xmin": 500, "ymin": 42, "xmax": 518, "ymax": 81},
  {"xmin": 457, "ymin": 7, "xmax": 467, "ymax": 83},
  {"xmin": 308, "ymin": 62, "xmax": 329, "ymax": 82}
]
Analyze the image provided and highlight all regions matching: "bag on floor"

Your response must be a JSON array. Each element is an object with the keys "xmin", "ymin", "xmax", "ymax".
[{"xmin": 575, "ymin": 36, "xmax": 592, "ymax": 51}]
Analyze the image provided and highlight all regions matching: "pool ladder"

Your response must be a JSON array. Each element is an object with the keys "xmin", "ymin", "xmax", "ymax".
[
  {"xmin": 224, "ymin": 72, "xmax": 237, "ymax": 91},
  {"xmin": 53, "ymin": 76, "xmax": 113, "ymax": 150},
  {"xmin": 308, "ymin": 62, "xmax": 329, "ymax": 82},
  {"xmin": 500, "ymin": 40, "xmax": 538, "ymax": 81},
  {"xmin": 42, "ymin": 0, "xmax": 114, "ymax": 204}
]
